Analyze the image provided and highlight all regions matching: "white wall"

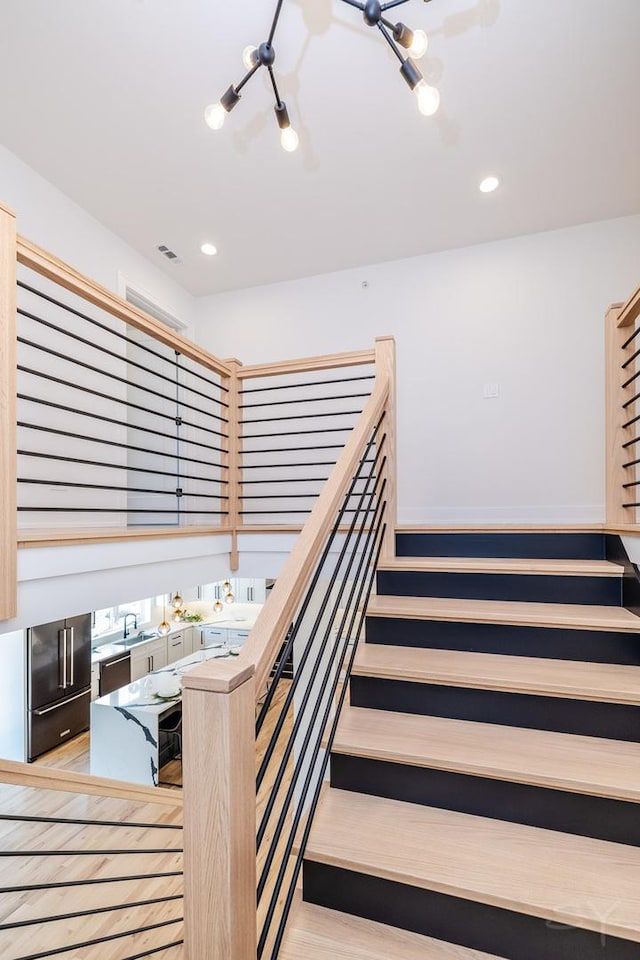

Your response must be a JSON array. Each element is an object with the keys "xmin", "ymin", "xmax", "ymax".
[
  {"xmin": 0, "ymin": 144, "xmax": 195, "ymax": 328},
  {"xmin": 193, "ymin": 215, "xmax": 640, "ymax": 524}
]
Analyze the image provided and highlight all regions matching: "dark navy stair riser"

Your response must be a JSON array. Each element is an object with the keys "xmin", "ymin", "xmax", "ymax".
[
  {"xmin": 349, "ymin": 676, "xmax": 640, "ymax": 742},
  {"xmin": 364, "ymin": 617, "xmax": 640, "ymax": 665},
  {"xmin": 330, "ymin": 753, "xmax": 640, "ymax": 847},
  {"xmin": 376, "ymin": 570, "xmax": 621, "ymax": 605},
  {"xmin": 395, "ymin": 532, "xmax": 606, "ymax": 560},
  {"xmin": 304, "ymin": 862, "xmax": 639, "ymax": 960}
]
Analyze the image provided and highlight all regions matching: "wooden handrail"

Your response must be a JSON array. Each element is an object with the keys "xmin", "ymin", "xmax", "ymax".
[
  {"xmin": 0, "ymin": 758, "xmax": 182, "ymax": 805},
  {"xmin": 17, "ymin": 235, "xmax": 232, "ymax": 377},
  {"xmin": 238, "ymin": 347, "xmax": 375, "ymax": 380},
  {"xmin": 0, "ymin": 203, "xmax": 17, "ymax": 621},
  {"xmin": 616, "ymin": 283, "xmax": 640, "ymax": 329},
  {"xmin": 241, "ymin": 370, "xmax": 391, "ymax": 698}
]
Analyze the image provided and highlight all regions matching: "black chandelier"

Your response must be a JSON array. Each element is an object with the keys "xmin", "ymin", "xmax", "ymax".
[{"xmin": 205, "ymin": 0, "xmax": 439, "ymax": 153}]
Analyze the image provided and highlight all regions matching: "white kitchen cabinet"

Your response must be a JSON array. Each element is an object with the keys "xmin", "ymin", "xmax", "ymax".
[
  {"xmin": 130, "ymin": 637, "xmax": 168, "ymax": 681},
  {"xmin": 167, "ymin": 631, "xmax": 185, "ymax": 663},
  {"xmin": 227, "ymin": 628, "xmax": 250, "ymax": 647},
  {"xmin": 198, "ymin": 626, "xmax": 227, "ymax": 649},
  {"xmin": 181, "ymin": 626, "xmax": 194, "ymax": 656},
  {"xmin": 91, "ymin": 663, "xmax": 100, "ymax": 701}
]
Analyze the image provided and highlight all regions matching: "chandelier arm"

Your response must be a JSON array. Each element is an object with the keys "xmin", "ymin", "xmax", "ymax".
[
  {"xmin": 267, "ymin": 66, "xmax": 283, "ymax": 108},
  {"xmin": 268, "ymin": 0, "xmax": 286, "ymax": 45},
  {"xmin": 235, "ymin": 59, "xmax": 262, "ymax": 94},
  {"xmin": 377, "ymin": 20, "xmax": 405, "ymax": 63},
  {"xmin": 381, "ymin": 0, "xmax": 412, "ymax": 10},
  {"xmin": 340, "ymin": 0, "xmax": 366, "ymax": 11}
]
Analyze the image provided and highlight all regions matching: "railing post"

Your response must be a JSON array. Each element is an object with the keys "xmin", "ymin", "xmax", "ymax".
[
  {"xmin": 0, "ymin": 202, "xmax": 17, "ymax": 622},
  {"xmin": 224, "ymin": 358, "xmax": 243, "ymax": 571},
  {"xmin": 605, "ymin": 303, "xmax": 631, "ymax": 526},
  {"xmin": 375, "ymin": 336, "xmax": 396, "ymax": 560},
  {"xmin": 182, "ymin": 658, "xmax": 257, "ymax": 960}
]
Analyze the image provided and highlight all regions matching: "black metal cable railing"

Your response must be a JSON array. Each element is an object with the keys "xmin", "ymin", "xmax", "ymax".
[
  {"xmin": 239, "ymin": 367, "xmax": 375, "ymax": 523},
  {"xmin": 0, "ymin": 804, "xmax": 184, "ymax": 960},
  {"xmin": 619, "ymin": 312, "xmax": 640, "ymax": 514},
  {"xmin": 254, "ymin": 418, "xmax": 387, "ymax": 958},
  {"xmin": 16, "ymin": 268, "xmax": 229, "ymax": 528}
]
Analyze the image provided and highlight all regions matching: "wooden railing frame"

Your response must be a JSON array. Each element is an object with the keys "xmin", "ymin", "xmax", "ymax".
[
  {"xmin": 606, "ymin": 283, "xmax": 640, "ymax": 528},
  {"xmin": 0, "ymin": 203, "xmax": 17, "ymax": 621}
]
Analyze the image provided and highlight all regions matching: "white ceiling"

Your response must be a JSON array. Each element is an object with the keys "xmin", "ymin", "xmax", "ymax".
[{"xmin": 0, "ymin": 0, "xmax": 638, "ymax": 296}]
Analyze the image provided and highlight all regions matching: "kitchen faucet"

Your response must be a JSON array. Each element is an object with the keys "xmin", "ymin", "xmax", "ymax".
[{"xmin": 122, "ymin": 612, "xmax": 138, "ymax": 639}]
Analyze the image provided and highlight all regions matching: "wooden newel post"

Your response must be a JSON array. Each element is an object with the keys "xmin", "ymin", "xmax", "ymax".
[
  {"xmin": 0, "ymin": 202, "xmax": 17, "ymax": 622},
  {"xmin": 375, "ymin": 336, "xmax": 397, "ymax": 562},
  {"xmin": 182, "ymin": 658, "xmax": 257, "ymax": 960}
]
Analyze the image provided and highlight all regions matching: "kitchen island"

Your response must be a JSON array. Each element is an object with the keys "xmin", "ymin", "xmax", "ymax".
[{"xmin": 90, "ymin": 646, "xmax": 231, "ymax": 786}]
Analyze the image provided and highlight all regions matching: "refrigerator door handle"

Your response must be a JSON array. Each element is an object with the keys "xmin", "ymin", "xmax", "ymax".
[
  {"xmin": 69, "ymin": 626, "xmax": 75, "ymax": 686},
  {"xmin": 34, "ymin": 689, "xmax": 90, "ymax": 715},
  {"xmin": 60, "ymin": 629, "xmax": 68, "ymax": 689}
]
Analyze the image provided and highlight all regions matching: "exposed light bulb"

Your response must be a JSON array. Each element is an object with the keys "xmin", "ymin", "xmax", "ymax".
[
  {"xmin": 479, "ymin": 175, "xmax": 501, "ymax": 194},
  {"xmin": 158, "ymin": 620, "xmax": 171, "ymax": 636},
  {"xmin": 415, "ymin": 80, "xmax": 440, "ymax": 117},
  {"xmin": 280, "ymin": 126, "xmax": 299, "ymax": 153},
  {"xmin": 172, "ymin": 592, "xmax": 183, "ymax": 609},
  {"xmin": 225, "ymin": 591, "xmax": 235, "ymax": 605},
  {"xmin": 408, "ymin": 29, "xmax": 428, "ymax": 59},
  {"xmin": 214, "ymin": 599, "xmax": 223, "ymax": 613},
  {"xmin": 201, "ymin": 242, "xmax": 217, "ymax": 256},
  {"xmin": 223, "ymin": 580, "xmax": 231, "ymax": 591},
  {"xmin": 242, "ymin": 45, "xmax": 258, "ymax": 70},
  {"xmin": 204, "ymin": 101, "xmax": 226, "ymax": 130}
]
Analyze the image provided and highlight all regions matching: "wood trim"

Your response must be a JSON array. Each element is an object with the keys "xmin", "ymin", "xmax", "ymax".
[
  {"xmin": 17, "ymin": 235, "xmax": 232, "ymax": 377},
  {"xmin": 395, "ymin": 523, "xmax": 607, "ymax": 532},
  {"xmin": 241, "ymin": 377, "xmax": 390, "ymax": 698},
  {"xmin": 17, "ymin": 525, "xmax": 232, "ymax": 548},
  {"xmin": 237, "ymin": 348, "xmax": 375, "ymax": 380},
  {"xmin": 224, "ymin": 359, "xmax": 242, "ymax": 570},
  {"xmin": 606, "ymin": 303, "xmax": 630, "ymax": 526},
  {"xmin": 183, "ymin": 673, "xmax": 256, "ymax": 960},
  {"xmin": 375, "ymin": 337, "xmax": 396, "ymax": 561},
  {"xmin": 616, "ymin": 284, "xmax": 640, "ymax": 329},
  {"xmin": 0, "ymin": 759, "xmax": 182, "ymax": 805},
  {"xmin": 0, "ymin": 204, "xmax": 17, "ymax": 621},
  {"xmin": 377, "ymin": 557, "xmax": 623, "ymax": 577}
]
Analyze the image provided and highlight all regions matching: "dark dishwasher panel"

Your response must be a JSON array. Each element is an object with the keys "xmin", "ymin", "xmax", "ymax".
[
  {"xmin": 28, "ymin": 688, "xmax": 91, "ymax": 761},
  {"xmin": 99, "ymin": 651, "xmax": 131, "ymax": 696}
]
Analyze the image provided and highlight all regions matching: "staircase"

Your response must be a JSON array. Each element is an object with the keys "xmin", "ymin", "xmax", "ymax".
[{"xmin": 281, "ymin": 529, "xmax": 640, "ymax": 959}]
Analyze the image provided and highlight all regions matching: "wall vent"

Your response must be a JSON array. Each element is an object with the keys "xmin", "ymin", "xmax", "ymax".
[{"xmin": 156, "ymin": 243, "xmax": 182, "ymax": 264}]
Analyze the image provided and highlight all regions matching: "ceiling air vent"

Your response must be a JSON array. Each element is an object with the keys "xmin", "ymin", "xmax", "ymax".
[{"xmin": 156, "ymin": 243, "xmax": 182, "ymax": 265}]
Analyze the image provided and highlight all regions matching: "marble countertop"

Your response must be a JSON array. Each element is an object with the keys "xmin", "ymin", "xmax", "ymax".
[{"xmin": 92, "ymin": 646, "xmax": 234, "ymax": 713}]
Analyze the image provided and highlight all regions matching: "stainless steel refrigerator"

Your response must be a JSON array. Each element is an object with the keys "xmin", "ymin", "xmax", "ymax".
[{"xmin": 27, "ymin": 614, "xmax": 91, "ymax": 761}]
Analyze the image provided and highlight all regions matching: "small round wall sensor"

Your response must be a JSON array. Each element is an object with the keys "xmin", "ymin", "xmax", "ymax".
[{"xmin": 362, "ymin": 280, "xmax": 369, "ymax": 289}]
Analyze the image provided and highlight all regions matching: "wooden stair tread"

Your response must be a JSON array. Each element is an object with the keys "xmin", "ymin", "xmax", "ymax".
[
  {"xmin": 279, "ymin": 901, "xmax": 503, "ymax": 959},
  {"xmin": 353, "ymin": 644, "xmax": 640, "ymax": 703},
  {"xmin": 367, "ymin": 594, "xmax": 640, "ymax": 633},
  {"xmin": 334, "ymin": 706, "xmax": 640, "ymax": 801},
  {"xmin": 378, "ymin": 557, "xmax": 623, "ymax": 577},
  {"xmin": 306, "ymin": 789, "xmax": 640, "ymax": 943}
]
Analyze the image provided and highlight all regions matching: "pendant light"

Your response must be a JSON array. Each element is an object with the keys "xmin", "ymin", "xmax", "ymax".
[
  {"xmin": 158, "ymin": 597, "xmax": 171, "ymax": 636},
  {"xmin": 204, "ymin": 0, "xmax": 439, "ymax": 151}
]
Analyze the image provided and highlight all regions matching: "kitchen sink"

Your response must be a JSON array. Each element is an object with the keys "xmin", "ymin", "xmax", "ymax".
[{"xmin": 113, "ymin": 631, "xmax": 158, "ymax": 649}]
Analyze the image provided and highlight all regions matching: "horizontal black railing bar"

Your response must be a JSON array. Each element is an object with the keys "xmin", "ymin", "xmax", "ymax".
[
  {"xmin": 621, "ymin": 324, "xmax": 640, "ymax": 351},
  {"xmin": 0, "ymin": 846, "xmax": 183, "ymax": 856},
  {"xmin": 259, "ymin": 513, "xmax": 386, "ymax": 959},
  {"xmin": 255, "ymin": 422, "xmax": 385, "ymax": 737},
  {"xmin": 17, "ymin": 308, "xmax": 227, "ymax": 414},
  {"xmin": 0, "ymin": 894, "xmax": 184, "ymax": 931},
  {"xmin": 17, "ymin": 281, "xmax": 230, "ymax": 403},
  {"xmin": 0, "ymin": 812, "xmax": 183, "ymax": 829},
  {"xmin": 621, "ymin": 434, "xmax": 640, "ymax": 450},
  {"xmin": 18, "ymin": 507, "xmax": 227, "ymax": 515},
  {"xmin": 623, "ymin": 457, "xmax": 640, "ymax": 469},
  {"xmin": 17, "ymin": 336, "xmax": 229, "ymax": 424},
  {"xmin": 623, "ymin": 502, "xmax": 640, "ymax": 508},
  {"xmin": 239, "ymin": 374, "xmax": 375, "ymax": 394},
  {"xmin": 622, "ymin": 411, "xmax": 640, "ymax": 430},
  {"xmin": 256, "ymin": 471, "xmax": 386, "ymax": 860},
  {"xmin": 622, "ymin": 479, "xmax": 640, "ymax": 488},
  {"xmin": 12, "ymin": 916, "xmax": 184, "ymax": 960},
  {"xmin": 240, "ymin": 444, "xmax": 347, "ymax": 454},
  {"xmin": 241, "ymin": 426, "xmax": 358, "ymax": 440},
  {"xmin": 115, "ymin": 940, "xmax": 185, "ymax": 960},
  {"xmin": 622, "ymin": 391, "xmax": 640, "ymax": 410},
  {"xmin": 240, "ymin": 458, "xmax": 376, "ymax": 470},
  {"xmin": 622, "ymin": 369, "xmax": 640, "ymax": 390},
  {"xmin": 18, "ymin": 394, "xmax": 227, "ymax": 454},
  {"xmin": 241, "ymin": 476, "xmax": 339, "ymax": 484},
  {"xmin": 18, "ymin": 365, "xmax": 226, "ymax": 438},
  {"xmin": 0, "ymin": 870, "xmax": 183, "ymax": 895},
  {"xmin": 18, "ymin": 478, "xmax": 229, "ymax": 500},
  {"xmin": 19, "ymin": 421, "xmax": 226, "ymax": 469},
  {"xmin": 240, "ymin": 410, "xmax": 363, "ymax": 425},
  {"xmin": 621, "ymin": 346, "xmax": 640, "ymax": 370},
  {"xmin": 239, "ymin": 485, "xmax": 374, "ymax": 499},
  {"xmin": 18, "ymin": 450, "xmax": 228, "ymax": 484},
  {"xmin": 240, "ymin": 392, "xmax": 371, "ymax": 409}
]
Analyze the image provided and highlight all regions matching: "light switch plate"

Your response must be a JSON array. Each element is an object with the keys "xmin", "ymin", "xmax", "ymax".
[{"xmin": 483, "ymin": 383, "xmax": 499, "ymax": 399}]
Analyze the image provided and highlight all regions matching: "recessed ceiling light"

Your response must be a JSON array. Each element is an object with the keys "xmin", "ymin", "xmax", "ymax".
[
  {"xmin": 200, "ymin": 242, "xmax": 218, "ymax": 256},
  {"xmin": 479, "ymin": 175, "xmax": 501, "ymax": 194}
]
